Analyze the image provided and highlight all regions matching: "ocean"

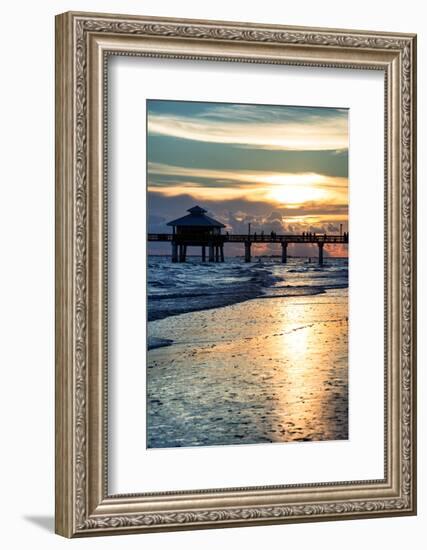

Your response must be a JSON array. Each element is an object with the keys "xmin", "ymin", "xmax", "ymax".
[{"xmin": 147, "ymin": 255, "xmax": 348, "ymax": 324}]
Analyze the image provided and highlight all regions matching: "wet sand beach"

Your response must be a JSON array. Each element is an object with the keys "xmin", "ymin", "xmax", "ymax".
[{"xmin": 147, "ymin": 288, "xmax": 348, "ymax": 448}]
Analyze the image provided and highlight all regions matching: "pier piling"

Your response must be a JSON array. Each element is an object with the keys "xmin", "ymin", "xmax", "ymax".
[
  {"xmin": 172, "ymin": 242, "xmax": 178, "ymax": 263},
  {"xmin": 244, "ymin": 241, "xmax": 251, "ymax": 263},
  {"xmin": 318, "ymin": 242, "xmax": 324, "ymax": 266},
  {"xmin": 281, "ymin": 242, "xmax": 288, "ymax": 264},
  {"xmin": 178, "ymin": 244, "xmax": 187, "ymax": 262},
  {"xmin": 163, "ymin": 235, "xmax": 341, "ymax": 264}
]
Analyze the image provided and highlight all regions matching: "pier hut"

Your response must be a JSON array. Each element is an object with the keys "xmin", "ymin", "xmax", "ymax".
[{"xmin": 167, "ymin": 206, "xmax": 226, "ymax": 262}]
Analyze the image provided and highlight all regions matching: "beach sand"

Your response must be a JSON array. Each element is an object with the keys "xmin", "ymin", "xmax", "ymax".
[{"xmin": 147, "ymin": 289, "xmax": 348, "ymax": 448}]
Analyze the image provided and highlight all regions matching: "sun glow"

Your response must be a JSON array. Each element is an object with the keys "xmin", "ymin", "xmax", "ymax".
[
  {"xmin": 267, "ymin": 184, "xmax": 326, "ymax": 206},
  {"xmin": 148, "ymin": 163, "xmax": 346, "ymax": 207}
]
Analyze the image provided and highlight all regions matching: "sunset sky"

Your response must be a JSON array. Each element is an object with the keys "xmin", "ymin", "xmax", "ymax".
[{"xmin": 147, "ymin": 100, "xmax": 348, "ymax": 257}]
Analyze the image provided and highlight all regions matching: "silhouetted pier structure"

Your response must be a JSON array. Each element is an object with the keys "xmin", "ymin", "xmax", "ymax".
[{"xmin": 149, "ymin": 206, "xmax": 348, "ymax": 266}]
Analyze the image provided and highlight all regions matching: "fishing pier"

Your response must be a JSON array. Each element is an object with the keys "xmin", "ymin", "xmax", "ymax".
[{"xmin": 148, "ymin": 206, "xmax": 348, "ymax": 266}]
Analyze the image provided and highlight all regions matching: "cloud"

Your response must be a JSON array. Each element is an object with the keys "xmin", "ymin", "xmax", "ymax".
[
  {"xmin": 148, "ymin": 192, "xmax": 348, "ymax": 231},
  {"xmin": 148, "ymin": 161, "xmax": 346, "ymax": 188},
  {"xmin": 148, "ymin": 162, "xmax": 348, "ymax": 206},
  {"xmin": 147, "ymin": 102, "xmax": 348, "ymax": 152}
]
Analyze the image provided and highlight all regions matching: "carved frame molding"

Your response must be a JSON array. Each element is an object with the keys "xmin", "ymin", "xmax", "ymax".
[{"xmin": 55, "ymin": 11, "xmax": 416, "ymax": 537}]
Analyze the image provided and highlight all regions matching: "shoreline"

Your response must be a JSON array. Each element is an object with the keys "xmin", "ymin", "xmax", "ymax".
[
  {"xmin": 147, "ymin": 336, "xmax": 174, "ymax": 351},
  {"xmin": 147, "ymin": 262, "xmax": 272, "ymax": 322},
  {"xmin": 148, "ymin": 257, "xmax": 348, "ymax": 322},
  {"xmin": 147, "ymin": 283, "xmax": 348, "ymax": 344}
]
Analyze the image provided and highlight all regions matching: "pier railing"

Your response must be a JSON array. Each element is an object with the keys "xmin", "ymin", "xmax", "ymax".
[
  {"xmin": 148, "ymin": 233, "xmax": 348, "ymax": 244},
  {"xmin": 148, "ymin": 234, "xmax": 173, "ymax": 241},
  {"xmin": 224, "ymin": 234, "xmax": 348, "ymax": 244}
]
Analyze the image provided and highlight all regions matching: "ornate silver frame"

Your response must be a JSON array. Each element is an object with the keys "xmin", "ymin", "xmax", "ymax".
[{"xmin": 55, "ymin": 11, "xmax": 417, "ymax": 537}]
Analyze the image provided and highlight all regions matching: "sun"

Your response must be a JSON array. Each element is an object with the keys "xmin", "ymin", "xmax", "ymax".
[
  {"xmin": 267, "ymin": 184, "xmax": 326, "ymax": 206},
  {"xmin": 263, "ymin": 173, "xmax": 328, "ymax": 206}
]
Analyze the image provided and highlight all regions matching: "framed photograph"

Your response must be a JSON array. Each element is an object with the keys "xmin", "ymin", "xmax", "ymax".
[{"xmin": 55, "ymin": 11, "xmax": 417, "ymax": 537}]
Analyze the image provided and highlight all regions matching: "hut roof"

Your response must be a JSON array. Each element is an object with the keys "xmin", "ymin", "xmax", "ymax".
[{"xmin": 167, "ymin": 206, "xmax": 225, "ymax": 228}]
